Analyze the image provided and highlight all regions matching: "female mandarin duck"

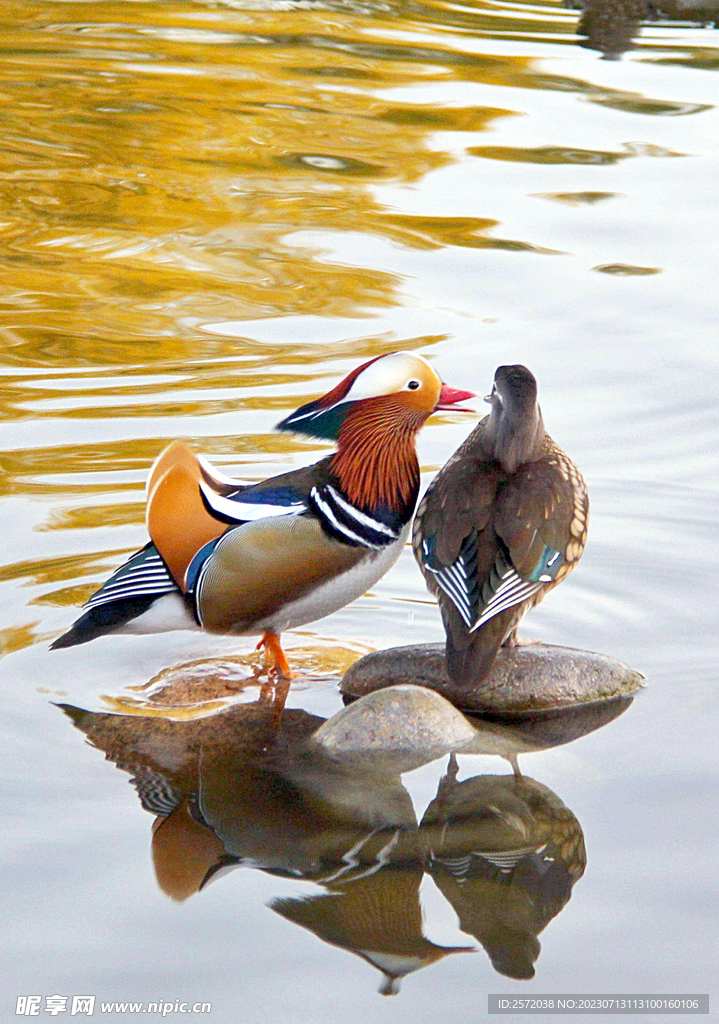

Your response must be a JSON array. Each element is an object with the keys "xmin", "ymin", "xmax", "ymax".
[
  {"xmin": 413, "ymin": 365, "xmax": 588, "ymax": 686},
  {"xmin": 52, "ymin": 352, "xmax": 473, "ymax": 675}
]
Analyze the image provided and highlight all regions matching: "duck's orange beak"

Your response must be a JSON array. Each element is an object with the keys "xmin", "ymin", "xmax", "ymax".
[{"xmin": 436, "ymin": 385, "xmax": 476, "ymax": 411}]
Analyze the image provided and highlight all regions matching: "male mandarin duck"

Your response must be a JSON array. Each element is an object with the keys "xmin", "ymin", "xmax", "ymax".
[
  {"xmin": 51, "ymin": 351, "xmax": 474, "ymax": 675},
  {"xmin": 413, "ymin": 365, "xmax": 588, "ymax": 686}
]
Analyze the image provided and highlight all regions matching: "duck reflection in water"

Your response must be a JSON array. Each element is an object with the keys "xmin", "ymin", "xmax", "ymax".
[
  {"xmin": 60, "ymin": 684, "xmax": 633, "ymax": 991},
  {"xmin": 421, "ymin": 757, "xmax": 585, "ymax": 980}
]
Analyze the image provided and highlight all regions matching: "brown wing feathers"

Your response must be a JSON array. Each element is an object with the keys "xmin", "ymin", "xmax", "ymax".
[{"xmin": 415, "ymin": 434, "xmax": 588, "ymax": 687}]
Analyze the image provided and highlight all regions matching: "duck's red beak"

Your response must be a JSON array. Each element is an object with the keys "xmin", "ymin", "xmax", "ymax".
[{"xmin": 436, "ymin": 385, "xmax": 476, "ymax": 411}]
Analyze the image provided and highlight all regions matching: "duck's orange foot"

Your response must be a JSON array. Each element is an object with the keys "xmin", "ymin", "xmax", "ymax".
[{"xmin": 255, "ymin": 632, "xmax": 293, "ymax": 679}]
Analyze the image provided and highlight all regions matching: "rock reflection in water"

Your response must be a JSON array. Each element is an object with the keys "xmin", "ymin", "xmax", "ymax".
[
  {"xmin": 60, "ymin": 682, "xmax": 633, "ymax": 991},
  {"xmin": 570, "ymin": 0, "xmax": 651, "ymax": 59},
  {"xmin": 569, "ymin": 0, "xmax": 719, "ymax": 59}
]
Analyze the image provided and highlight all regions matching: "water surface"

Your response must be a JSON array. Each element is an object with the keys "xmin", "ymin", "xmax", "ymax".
[{"xmin": 1, "ymin": 0, "xmax": 717, "ymax": 1021}]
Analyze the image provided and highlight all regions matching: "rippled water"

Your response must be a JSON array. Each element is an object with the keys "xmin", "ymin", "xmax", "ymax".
[{"xmin": 1, "ymin": 0, "xmax": 717, "ymax": 1020}]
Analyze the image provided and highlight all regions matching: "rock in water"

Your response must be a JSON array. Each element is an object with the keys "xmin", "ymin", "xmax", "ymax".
[
  {"xmin": 311, "ymin": 684, "xmax": 477, "ymax": 757},
  {"xmin": 340, "ymin": 643, "xmax": 644, "ymax": 714}
]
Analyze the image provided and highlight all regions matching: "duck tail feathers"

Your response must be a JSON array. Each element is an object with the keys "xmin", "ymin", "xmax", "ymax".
[{"xmin": 50, "ymin": 542, "xmax": 182, "ymax": 649}]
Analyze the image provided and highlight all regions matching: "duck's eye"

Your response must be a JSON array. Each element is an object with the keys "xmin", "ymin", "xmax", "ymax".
[{"xmin": 407, "ymin": 380, "xmax": 421, "ymax": 391}]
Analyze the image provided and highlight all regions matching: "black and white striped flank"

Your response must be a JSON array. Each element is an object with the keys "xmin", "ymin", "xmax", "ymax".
[{"xmin": 309, "ymin": 485, "xmax": 401, "ymax": 549}]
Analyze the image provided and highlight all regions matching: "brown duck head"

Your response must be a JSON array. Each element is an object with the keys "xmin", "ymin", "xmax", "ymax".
[{"xmin": 486, "ymin": 364, "xmax": 545, "ymax": 474}]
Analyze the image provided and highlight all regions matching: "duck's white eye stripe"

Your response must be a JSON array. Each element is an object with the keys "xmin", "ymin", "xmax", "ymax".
[{"xmin": 341, "ymin": 351, "xmax": 434, "ymax": 403}]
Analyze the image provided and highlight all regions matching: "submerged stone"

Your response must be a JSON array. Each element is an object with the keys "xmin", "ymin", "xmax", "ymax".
[
  {"xmin": 340, "ymin": 643, "xmax": 644, "ymax": 714},
  {"xmin": 311, "ymin": 683, "xmax": 476, "ymax": 757}
]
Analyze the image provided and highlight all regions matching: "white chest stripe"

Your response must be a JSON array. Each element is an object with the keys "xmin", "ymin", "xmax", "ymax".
[
  {"xmin": 310, "ymin": 487, "xmax": 383, "ymax": 548},
  {"xmin": 325, "ymin": 485, "xmax": 399, "ymax": 539}
]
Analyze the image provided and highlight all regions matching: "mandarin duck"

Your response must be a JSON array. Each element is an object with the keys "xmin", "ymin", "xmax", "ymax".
[
  {"xmin": 413, "ymin": 365, "xmax": 588, "ymax": 686},
  {"xmin": 51, "ymin": 352, "xmax": 473, "ymax": 675}
]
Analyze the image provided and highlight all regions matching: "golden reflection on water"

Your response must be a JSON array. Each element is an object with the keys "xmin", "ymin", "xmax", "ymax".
[
  {"xmin": 0, "ymin": 0, "xmax": 531, "ymax": 370},
  {"xmin": 0, "ymin": 0, "xmax": 699, "ymax": 369},
  {"xmin": 0, "ymin": 0, "xmax": 524, "ymax": 651},
  {"xmin": 0, "ymin": 0, "xmax": 717, "ymax": 664}
]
